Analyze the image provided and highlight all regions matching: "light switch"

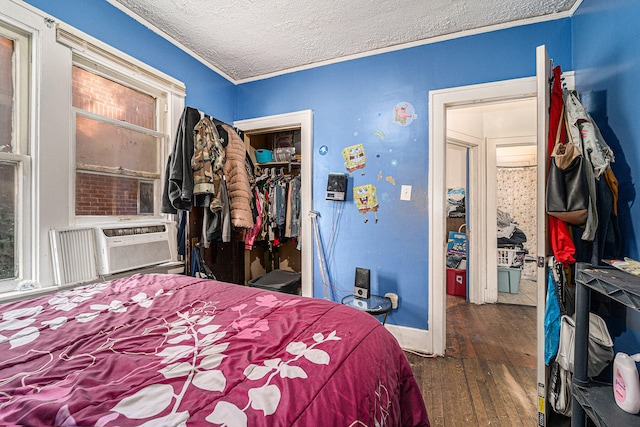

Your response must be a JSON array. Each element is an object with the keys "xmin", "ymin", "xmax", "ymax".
[{"xmin": 400, "ymin": 185, "xmax": 412, "ymax": 201}]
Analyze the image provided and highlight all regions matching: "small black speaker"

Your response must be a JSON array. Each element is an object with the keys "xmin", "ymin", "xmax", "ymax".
[
  {"xmin": 354, "ymin": 267, "xmax": 370, "ymax": 299},
  {"xmin": 326, "ymin": 173, "xmax": 347, "ymax": 201}
]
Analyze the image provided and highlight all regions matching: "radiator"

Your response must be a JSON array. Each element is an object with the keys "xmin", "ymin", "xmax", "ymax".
[{"xmin": 49, "ymin": 227, "xmax": 99, "ymax": 286}]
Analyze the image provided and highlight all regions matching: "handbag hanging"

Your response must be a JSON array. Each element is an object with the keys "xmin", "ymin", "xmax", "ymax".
[{"xmin": 546, "ymin": 108, "xmax": 590, "ymax": 225}]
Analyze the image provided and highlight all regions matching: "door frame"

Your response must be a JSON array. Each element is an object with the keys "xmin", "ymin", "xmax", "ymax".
[
  {"xmin": 234, "ymin": 110, "xmax": 314, "ymax": 297},
  {"xmin": 428, "ymin": 77, "xmax": 537, "ymax": 355}
]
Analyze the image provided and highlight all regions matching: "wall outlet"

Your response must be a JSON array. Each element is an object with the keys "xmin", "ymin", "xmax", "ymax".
[
  {"xmin": 400, "ymin": 185, "xmax": 412, "ymax": 201},
  {"xmin": 385, "ymin": 292, "xmax": 399, "ymax": 309}
]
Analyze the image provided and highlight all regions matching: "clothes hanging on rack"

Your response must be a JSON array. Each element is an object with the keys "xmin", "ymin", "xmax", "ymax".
[
  {"xmin": 555, "ymin": 89, "xmax": 620, "ymax": 263},
  {"xmin": 162, "ymin": 106, "xmax": 253, "ymax": 254},
  {"xmin": 162, "ymin": 106, "xmax": 201, "ymax": 213},
  {"xmin": 245, "ymin": 169, "xmax": 301, "ymax": 252}
]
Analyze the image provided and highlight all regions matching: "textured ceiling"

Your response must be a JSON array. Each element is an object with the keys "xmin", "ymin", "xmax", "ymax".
[{"xmin": 109, "ymin": 0, "xmax": 579, "ymax": 83}]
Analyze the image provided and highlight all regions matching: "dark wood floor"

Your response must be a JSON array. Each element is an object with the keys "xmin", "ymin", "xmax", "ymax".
[{"xmin": 405, "ymin": 295, "xmax": 537, "ymax": 426}]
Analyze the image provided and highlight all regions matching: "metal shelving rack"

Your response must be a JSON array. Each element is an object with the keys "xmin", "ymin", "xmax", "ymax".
[{"xmin": 573, "ymin": 263, "xmax": 640, "ymax": 426}]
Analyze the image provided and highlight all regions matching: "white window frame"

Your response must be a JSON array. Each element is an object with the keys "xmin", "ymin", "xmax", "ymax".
[
  {"xmin": 56, "ymin": 24, "xmax": 186, "ymax": 226},
  {"xmin": 0, "ymin": 19, "xmax": 33, "ymax": 293}
]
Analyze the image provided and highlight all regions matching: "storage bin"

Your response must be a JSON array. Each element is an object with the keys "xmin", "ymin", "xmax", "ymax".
[
  {"xmin": 273, "ymin": 147, "xmax": 295, "ymax": 162},
  {"xmin": 248, "ymin": 269, "xmax": 301, "ymax": 295},
  {"xmin": 497, "ymin": 267, "xmax": 521, "ymax": 294},
  {"xmin": 255, "ymin": 149, "xmax": 273, "ymax": 163},
  {"xmin": 446, "ymin": 268, "xmax": 466, "ymax": 297}
]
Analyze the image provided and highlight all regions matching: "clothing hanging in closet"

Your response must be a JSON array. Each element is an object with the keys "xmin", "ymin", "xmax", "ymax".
[{"xmin": 245, "ymin": 167, "xmax": 301, "ymax": 252}]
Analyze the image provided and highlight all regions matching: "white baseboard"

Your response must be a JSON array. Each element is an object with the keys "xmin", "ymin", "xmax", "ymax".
[{"xmin": 385, "ymin": 324, "xmax": 437, "ymax": 355}]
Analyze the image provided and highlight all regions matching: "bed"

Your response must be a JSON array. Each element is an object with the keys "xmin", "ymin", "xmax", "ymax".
[{"xmin": 0, "ymin": 274, "xmax": 429, "ymax": 426}]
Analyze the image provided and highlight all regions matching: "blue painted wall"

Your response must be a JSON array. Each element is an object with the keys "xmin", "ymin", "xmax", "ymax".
[
  {"xmin": 236, "ymin": 21, "xmax": 572, "ymax": 329},
  {"xmin": 24, "ymin": 0, "xmax": 235, "ymax": 123},
  {"xmin": 572, "ymin": 0, "xmax": 640, "ymax": 354},
  {"xmin": 573, "ymin": 0, "xmax": 640, "ymax": 260},
  {"xmin": 40, "ymin": 0, "xmax": 636, "ymax": 351}
]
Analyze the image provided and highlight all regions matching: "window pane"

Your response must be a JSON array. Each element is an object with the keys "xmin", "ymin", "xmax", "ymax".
[
  {"xmin": 72, "ymin": 66, "xmax": 155, "ymax": 129},
  {"xmin": 76, "ymin": 115, "xmax": 159, "ymax": 176},
  {"xmin": 72, "ymin": 65, "xmax": 162, "ymax": 218},
  {"xmin": 0, "ymin": 36, "xmax": 14, "ymax": 153},
  {"xmin": 0, "ymin": 162, "xmax": 16, "ymax": 280},
  {"xmin": 139, "ymin": 181, "xmax": 154, "ymax": 215},
  {"xmin": 76, "ymin": 172, "xmax": 144, "ymax": 216}
]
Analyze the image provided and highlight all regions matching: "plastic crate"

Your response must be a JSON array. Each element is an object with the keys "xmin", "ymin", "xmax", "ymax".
[{"xmin": 497, "ymin": 248, "xmax": 524, "ymax": 267}]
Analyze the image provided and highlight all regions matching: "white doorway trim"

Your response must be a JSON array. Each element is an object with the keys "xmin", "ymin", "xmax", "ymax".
[
  {"xmin": 428, "ymin": 77, "xmax": 537, "ymax": 355},
  {"xmin": 234, "ymin": 110, "xmax": 314, "ymax": 297}
]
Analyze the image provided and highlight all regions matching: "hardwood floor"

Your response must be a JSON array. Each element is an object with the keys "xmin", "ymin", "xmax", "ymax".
[
  {"xmin": 405, "ymin": 295, "xmax": 537, "ymax": 426},
  {"xmin": 497, "ymin": 278, "xmax": 537, "ymax": 306}
]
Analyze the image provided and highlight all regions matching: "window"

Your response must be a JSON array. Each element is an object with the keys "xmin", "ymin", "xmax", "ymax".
[
  {"xmin": 72, "ymin": 64, "xmax": 165, "ymax": 218},
  {"xmin": 0, "ymin": 23, "xmax": 31, "ymax": 291}
]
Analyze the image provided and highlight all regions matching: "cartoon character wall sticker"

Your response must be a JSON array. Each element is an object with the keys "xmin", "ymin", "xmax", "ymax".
[
  {"xmin": 342, "ymin": 143, "xmax": 366, "ymax": 174},
  {"xmin": 353, "ymin": 184, "xmax": 379, "ymax": 223},
  {"xmin": 394, "ymin": 102, "xmax": 416, "ymax": 126}
]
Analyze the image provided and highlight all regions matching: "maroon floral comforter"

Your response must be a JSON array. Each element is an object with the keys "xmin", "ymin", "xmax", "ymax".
[{"xmin": 0, "ymin": 274, "xmax": 429, "ymax": 426}]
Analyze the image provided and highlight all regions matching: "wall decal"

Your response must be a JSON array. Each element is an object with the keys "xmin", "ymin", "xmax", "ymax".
[
  {"xmin": 390, "ymin": 159, "xmax": 398, "ymax": 167},
  {"xmin": 385, "ymin": 176, "xmax": 396, "ymax": 186},
  {"xmin": 319, "ymin": 145, "xmax": 329, "ymax": 155},
  {"xmin": 394, "ymin": 102, "xmax": 416, "ymax": 126},
  {"xmin": 373, "ymin": 130, "xmax": 385, "ymax": 140},
  {"xmin": 377, "ymin": 170, "xmax": 383, "ymax": 180},
  {"xmin": 353, "ymin": 184, "xmax": 379, "ymax": 223},
  {"xmin": 342, "ymin": 143, "xmax": 366, "ymax": 174}
]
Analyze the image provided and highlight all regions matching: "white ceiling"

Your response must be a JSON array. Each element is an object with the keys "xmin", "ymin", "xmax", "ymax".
[
  {"xmin": 448, "ymin": 99, "xmax": 538, "ymax": 167},
  {"xmin": 108, "ymin": 0, "xmax": 579, "ymax": 83}
]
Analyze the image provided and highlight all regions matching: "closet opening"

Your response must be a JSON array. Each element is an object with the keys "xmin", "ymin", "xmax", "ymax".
[
  {"xmin": 234, "ymin": 110, "xmax": 314, "ymax": 297},
  {"xmin": 243, "ymin": 128, "xmax": 302, "ymax": 287}
]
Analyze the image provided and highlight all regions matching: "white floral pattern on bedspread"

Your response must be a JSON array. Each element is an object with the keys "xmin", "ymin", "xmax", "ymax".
[{"xmin": 0, "ymin": 274, "xmax": 429, "ymax": 426}]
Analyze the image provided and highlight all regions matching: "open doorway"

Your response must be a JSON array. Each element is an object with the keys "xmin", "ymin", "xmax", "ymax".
[
  {"xmin": 494, "ymin": 143, "xmax": 538, "ymax": 306},
  {"xmin": 442, "ymin": 96, "xmax": 540, "ymax": 423},
  {"xmin": 444, "ymin": 101, "xmax": 538, "ymax": 294},
  {"xmin": 445, "ymin": 98, "xmax": 537, "ymax": 307},
  {"xmin": 428, "ymin": 77, "xmax": 540, "ymax": 356}
]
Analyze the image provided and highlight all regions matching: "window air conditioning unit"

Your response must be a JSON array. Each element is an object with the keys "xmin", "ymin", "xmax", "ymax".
[{"xmin": 95, "ymin": 223, "xmax": 173, "ymax": 275}]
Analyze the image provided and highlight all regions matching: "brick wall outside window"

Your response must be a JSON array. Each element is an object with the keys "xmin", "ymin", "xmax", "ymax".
[
  {"xmin": 72, "ymin": 66, "xmax": 155, "ymax": 129},
  {"xmin": 72, "ymin": 66, "xmax": 157, "ymax": 216},
  {"xmin": 76, "ymin": 172, "xmax": 139, "ymax": 216}
]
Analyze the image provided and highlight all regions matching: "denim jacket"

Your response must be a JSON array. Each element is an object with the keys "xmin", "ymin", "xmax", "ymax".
[{"xmin": 563, "ymin": 90, "xmax": 614, "ymax": 178}]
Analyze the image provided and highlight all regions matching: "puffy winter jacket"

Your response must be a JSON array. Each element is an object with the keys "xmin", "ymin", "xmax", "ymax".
[{"xmin": 222, "ymin": 124, "xmax": 254, "ymax": 229}]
